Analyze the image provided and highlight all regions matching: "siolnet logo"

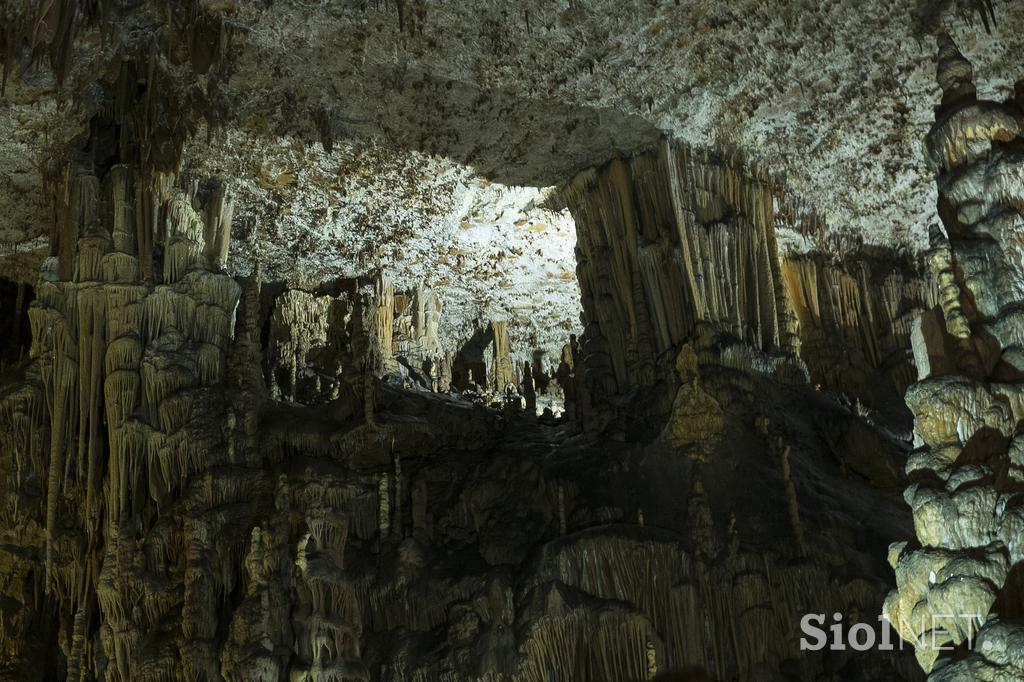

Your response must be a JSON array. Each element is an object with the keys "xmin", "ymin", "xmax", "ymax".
[{"xmin": 799, "ymin": 611, "xmax": 986, "ymax": 652}]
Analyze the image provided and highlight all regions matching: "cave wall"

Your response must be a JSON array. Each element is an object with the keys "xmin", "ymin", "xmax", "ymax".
[
  {"xmin": 0, "ymin": 144, "xmax": 928, "ymax": 680},
  {"xmin": 564, "ymin": 142, "xmax": 939, "ymax": 423},
  {"xmin": 0, "ymin": 3, "xmax": 989, "ymax": 679}
]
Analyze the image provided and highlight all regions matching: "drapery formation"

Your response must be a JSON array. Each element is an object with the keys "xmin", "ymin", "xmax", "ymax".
[
  {"xmin": 15, "ymin": 160, "xmax": 248, "ymax": 677},
  {"xmin": 564, "ymin": 142, "xmax": 936, "ymax": 412}
]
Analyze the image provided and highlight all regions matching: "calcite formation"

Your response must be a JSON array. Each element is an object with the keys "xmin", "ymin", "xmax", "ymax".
[
  {"xmin": 564, "ymin": 141, "xmax": 936, "ymax": 426},
  {"xmin": 1, "ymin": 156, "xmax": 245, "ymax": 677},
  {"xmin": 884, "ymin": 35, "xmax": 1024, "ymax": 678},
  {"xmin": 565, "ymin": 145, "xmax": 801, "ymax": 404},
  {"xmin": 0, "ymin": 129, "xmax": 928, "ymax": 680},
  {"xmin": 4, "ymin": 1, "xmax": 1023, "ymax": 681},
  {"xmin": 265, "ymin": 269, "xmax": 448, "ymax": 410}
]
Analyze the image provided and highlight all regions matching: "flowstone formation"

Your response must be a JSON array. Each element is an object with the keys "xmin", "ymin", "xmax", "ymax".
[
  {"xmin": 5, "ymin": 1, "xmax": 1022, "ymax": 680},
  {"xmin": 563, "ymin": 141, "xmax": 938, "ymax": 433},
  {"xmin": 884, "ymin": 35, "xmax": 1024, "ymax": 678}
]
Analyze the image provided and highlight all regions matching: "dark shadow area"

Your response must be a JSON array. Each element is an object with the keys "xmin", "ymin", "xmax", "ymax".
[{"xmin": 0, "ymin": 276, "xmax": 33, "ymax": 368}]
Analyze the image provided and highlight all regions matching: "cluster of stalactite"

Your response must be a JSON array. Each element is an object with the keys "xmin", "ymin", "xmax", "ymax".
[
  {"xmin": 564, "ymin": 141, "xmax": 938, "ymax": 423},
  {"xmin": 0, "ymin": 365, "xmax": 48, "ymax": 674},
  {"xmin": 265, "ymin": 279, "xmax": 579, "ymax": 418},
  {"xmin": 514, "ymin": 530, "xmax": 862, "ymax": 681},
  {"xmin": 0, "ymin": 5, "xmax": 948, "ymax": 677},
  {"xmin": 268, "ymin": 288, "xmax": 357, "ymax": 404},
  {"xmin": 365, "ymin": 526, "xmax": 872, "ymax": 682},
  {"xmin": 5, "ymin": 159, "xmax": 242, "ymax": 677},
  {"xmin": 564, "ymin": 142, "xmax": 801, "ymax": 402},
  {"xmin": 783, "ymin": 249, "xmax": 938, "ymax": 400},
  {"xmin": 392, "ymin": 284, "xmax": 446, "ymax": 389},
  {"xmin": 0, "ymin": 153, "xmax": 404, "ymax": 677},
  {"xmin": 267, "ymin": 276, "xmax": 457, "ymax": 406},
  {"xmin": 884, "ymin": 36, "xmax": 1024, "ymax": 679},
  {"xmin": 2, "ymin": 257, "xmax": 921, "ymax": 681}
]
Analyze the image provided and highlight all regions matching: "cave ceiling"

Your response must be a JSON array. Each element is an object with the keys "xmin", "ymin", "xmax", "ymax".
[{"xmin": 2, "ymin": 0, "xmax": 1024, "ymax": 353}]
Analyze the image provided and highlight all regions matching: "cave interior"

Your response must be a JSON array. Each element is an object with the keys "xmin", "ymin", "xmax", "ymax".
[{"xmin": 1, "ymin": 1, "xmax": 1024, "ymax": 681}]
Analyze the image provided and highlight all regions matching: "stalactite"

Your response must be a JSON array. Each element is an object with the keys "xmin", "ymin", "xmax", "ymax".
[
  {"xmin": 781, "ymin": 252, "xmax": 935, "ymax": 398},
  {"xmin": 374, "ymin": 272, "xmax": 395, "ymax": 375},
  {"xmin": 489, "ymin": 321, "xmax": 516, "ymax": 393},
  {"xmin": 392, "ymin": 450, "xmax": 402, "ymax": 539},
  {"xmin": 267, "ymin": 289, "xmax": 341, "ymax": 404},
  {"xmin": 565, "ymin": 141, "xmax": 794, "ymax": 399},
  {"xmin": 202, "ymin": 181, "xmax": 234, "ymax": 271},
  {"xmin": 164, "ymin": 195, "xmax": 207, "ymax": 284},
  {"xmin": 59, "ymin": 174, "xmax": 99, "ymax": 282},
  {"xmin": 778, "ymin": 444, "xmax": 807, "ymax": 557},
  {"xmin": 377, "ymin": 472, "xmax": 390, "ymax": 541}
]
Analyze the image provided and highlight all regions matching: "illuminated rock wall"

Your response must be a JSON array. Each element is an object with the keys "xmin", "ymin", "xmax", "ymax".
[{"xmin": 885, "ymin": 35, "xmax": 1024, "ymax": 679}]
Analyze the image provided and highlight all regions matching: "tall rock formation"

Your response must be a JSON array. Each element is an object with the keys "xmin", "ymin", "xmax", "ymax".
[{"xmin": 885, "ymin": 35, "xmax": 1024, "ymax": 679}]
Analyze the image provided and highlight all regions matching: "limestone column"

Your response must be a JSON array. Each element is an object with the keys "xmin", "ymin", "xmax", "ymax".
[{"xmin": 885, "ymin": 35, "xmax": 1024, "ymax": 679}]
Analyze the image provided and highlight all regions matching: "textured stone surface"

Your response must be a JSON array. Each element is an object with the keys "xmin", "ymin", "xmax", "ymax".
[
  {"xmin": 4, "ymin": 0, "xmax": 1024, "ymax": 345},
  {"xmin": 2, "ymin": 1, "xmax": 1024, "ymax": 680}
]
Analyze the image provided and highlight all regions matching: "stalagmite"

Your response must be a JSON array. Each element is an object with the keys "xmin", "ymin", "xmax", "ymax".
[
  {"xmin": 392, "ymin": 284, "xmax": 444, "ymax": 381},
  {"xmin": 886, "ymin": 35, "xmax": 1024, "ymax": 679},
  {"xmin": 521, "ymin": 361, "xmax": 536, "ymax": 413},
  {"xmin": 490, "ymin": 321, "xmax": 516, "ymax": 393}
]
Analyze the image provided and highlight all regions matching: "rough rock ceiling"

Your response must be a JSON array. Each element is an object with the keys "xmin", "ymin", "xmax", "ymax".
[
  {"xmin": 184, "ymin": 131, "xmax": 580, "ymax": 354},
  {"xmin": 220, "ymin": 0, "xmax": 1024, "ymax": 243},
  {"xmin": 2, "ymin": 0, "xmax": 1024, "ymax": 352}
]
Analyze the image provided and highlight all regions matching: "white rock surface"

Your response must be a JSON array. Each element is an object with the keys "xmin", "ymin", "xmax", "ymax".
[{"xmin": 185, "ymin": 130, "xmax": 580, "ymax": 355}]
